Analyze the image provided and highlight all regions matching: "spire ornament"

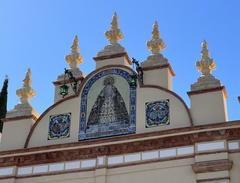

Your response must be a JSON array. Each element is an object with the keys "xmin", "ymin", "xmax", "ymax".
[
  {"xmin": 191, "ymin": 40, "xmax": 221, "ymax": 91},
  {"xmin": 105, "ymin": 12, "xmax": 124, "ymax": 44},
  {"xmin": 16, "ymin": 68, "xmax": 36, "ymax": 105},
  {"xmin": 65, "ymin": 35, "xmax": 83, "ymax": 70},
  {"xmin": 196, "ymin": 40, "xmax": 216, "ymax": 76},
  {"xmin": 141, "ymin": 21, "xmax": 168, "ymax": 67},
  {"xmin": 96, "ymin": 13, "xmax": 126, "ymax": 57},
  {"xmin": 147, "ymin": 21, "xmax": 166, "ymax": 55}
]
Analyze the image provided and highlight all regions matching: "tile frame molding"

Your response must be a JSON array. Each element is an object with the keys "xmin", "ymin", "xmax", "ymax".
[{"xmin": 79, "ymin": 68, "xmax": 137, "ymax": 140}]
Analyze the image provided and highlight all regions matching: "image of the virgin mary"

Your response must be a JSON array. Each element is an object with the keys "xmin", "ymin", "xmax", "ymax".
[{"xmin": 87, "ymin": 76, "xmax": 129, "ymax": 126}]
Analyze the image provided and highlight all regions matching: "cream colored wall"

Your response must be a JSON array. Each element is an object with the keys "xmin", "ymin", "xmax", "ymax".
[
  {"xmin": 26, "ymin": 66, "xmax": 191, "ymax": 147},
  {"xmin": 0, "ymin": 179, "xmax": 15, "ymax": 183},
  {"xmin": 95, "ymin": 57, "xmax": 131, "ymax": 69},
  {"xmin": 1, "ymin": 153, "xmax": 239, "ymax": 183},
  {"xmin": 107, "ymin": 159, "xmax": 194, "ymax": 183},
  {"xmin": 9, "ymin": 158, "xmax": 195, "ymax": 183},
  {"xmin": 54, "ymin": 83, "xmax": 77, "ymax": 103},
  {"xmin": 143, "ymin": 68, "xmax": 173, "ymax": 90},
  {"xmin": 229, "ymin": 153, "xmax": 240, "ymax": 183},
  {"xmin": 15, "ymin": 171, "xmax": 95, "ymax": 183},
  {"xmin": 189, "ymin": 90, "xmax": 228, "ymax": 125},
  {"xmin": 28, "ymin": 97, "xmax": 80, "ymax": 148},
  {"xmin": 0, "ymin": 119, "xmax": 34, "ymax": 151},
  {"xmin": 136, "ymin": 87, "xmax": 191, "ymax": 133}
]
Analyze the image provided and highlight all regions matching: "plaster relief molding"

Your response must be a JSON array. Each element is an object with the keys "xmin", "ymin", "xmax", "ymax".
[
  {"xmin": 191, "ymin": 74, "xmax": 221, "ymax": 91},
  {"xmin": 6, "ymin": 69, "xmax": 39, "ymax": 119},
  {"xmin": 192, "ymin": 159, "xmax": 233, "ymax": 174},
  {"xmin": 141, "ymin": 54, "xmax": 168, "ymax": 67},
  {"xmin": 196, "ymin": 178, "xmax": 230, "ymax": 183},
  {"xmin": 0, "ymin": 126, "xmax": 239, "ymax": 167},
  {"xmin": 97, "ymin": 13, "xmax": 126, "ymax": 57},
  {"xmin": 191, "ymin": 40, "xmax": 221, "ymax": 91},
  {"xmin": 0, "ymin": 140, "xmax": 239, "ymax": 179},
  {"xmin": 16, "ymin": 121, "xmax": 240, "ymax": 156},
  {"xmin": 141, "ymin": 64, "xmax": 175, "ymax": 76},
  {"xmin": 97, "ymin": 43, "xmax": 126, "ymax": 57}
]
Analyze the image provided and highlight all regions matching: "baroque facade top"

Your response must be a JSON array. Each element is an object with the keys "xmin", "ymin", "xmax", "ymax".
[{"xmin": 0, "ymin": 13, "xmax": 239, "ymax": 183}]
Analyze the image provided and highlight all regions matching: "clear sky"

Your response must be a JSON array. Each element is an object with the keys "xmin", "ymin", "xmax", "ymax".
[{"xmin": 0, "ymin": 0, "xmax": 239, "ymax": 120}]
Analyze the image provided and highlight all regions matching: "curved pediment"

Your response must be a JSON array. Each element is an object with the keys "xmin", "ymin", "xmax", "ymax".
[{"xmin": 25, "ymin": 65, "xmax": 191, "ymax": 148}]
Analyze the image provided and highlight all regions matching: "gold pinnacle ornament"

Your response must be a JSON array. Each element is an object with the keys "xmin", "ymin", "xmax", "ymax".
[
  {"xmin": 196, "ymin": 40, "xmax": 216, "ymax": 76},
  {"xmin": 147, "ymin": 21, "xmax": 166, "ymax": 55},
  {"xmin": 65, "ymin": 35, "xmax": 83, "ymax": 69},
  {"xmin": 16, "ymin": 68, "xmax": 36, "ymax": 104},
  {"xmin": 105, "ymin": 12, "xmax": 124, "ymax": 44}
]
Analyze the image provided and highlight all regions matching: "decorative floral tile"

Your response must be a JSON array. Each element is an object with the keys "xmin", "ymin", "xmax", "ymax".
[
  {"xmin": 48, "ymin": 113, "xmax": 71, "ymax": 140},
  {"xmin": 146, "ymin": 100, "xmax": 169, "ymax": 128}
]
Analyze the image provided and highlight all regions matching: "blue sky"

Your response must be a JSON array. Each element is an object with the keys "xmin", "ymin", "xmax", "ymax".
[{"xmin": 0, "ymin": 0, "xmax": 239, "ymax": 120}]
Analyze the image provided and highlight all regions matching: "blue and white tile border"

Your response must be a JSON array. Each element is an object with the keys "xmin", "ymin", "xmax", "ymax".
[{"xmin": 79, "ymin": 68, "xmax": 137, "ymax": 140}]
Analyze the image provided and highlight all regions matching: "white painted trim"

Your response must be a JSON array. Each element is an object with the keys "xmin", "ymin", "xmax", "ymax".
[{"xmin": 0, "ymin": 140, "xmax": 238, "ymax": 177}]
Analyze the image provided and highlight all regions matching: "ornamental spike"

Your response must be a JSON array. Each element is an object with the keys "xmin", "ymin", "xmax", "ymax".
[
  {"xmin": 23, "ymin": 68, "xmax": 32, "ymax": 88},
  {"xmin": 105, "ymin": 12, "xmax": 124, "ymax": 44},
  {"xmin": 147, "ymin": 21, "xmax": 166, "ymax": 55},
  {"xmin": 65, "ymin": 35, "xmax": 83, "ymax": 69},
  {"xmin": 16, "ymin": 68, "xmax": 36, "ymax": 105},
  {"xmin": 196, "ymin": 40, "xmax": 216, "ymax": 76},
  {"xmin": 71, "ymin": 35, "xmax": 80, "ymax": 54}
]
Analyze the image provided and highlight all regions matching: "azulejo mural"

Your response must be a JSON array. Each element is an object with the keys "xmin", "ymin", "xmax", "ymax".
[
  {"xmin": 146, "ymin": 100, "xmax": 170, "ymax": 128},
  {"xmin": 79, "ymin": 68, "xmax": 136, "ymax": 140},
  {"xmin": 48, "ymin": 113, "xmax": 71, "ymax": 140}
]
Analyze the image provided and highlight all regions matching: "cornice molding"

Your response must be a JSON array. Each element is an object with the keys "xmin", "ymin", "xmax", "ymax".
[
  {"xmin": 53, "ymin": 77, "xmax": 84, "ymax": 86},
  {"xmin": 187, "ymin": 86, "xmax": 227, "ymax": 98},
  {"xmin": 192, "ymin": 159, "xmax": 233, "ymax": 173},
  {"xmin": 142, "ymin": 63, "xmax": 175, "ymax": 76},
  {"xmin": 2, "ymin": 114, "xmax": 38, "ymax": 123},
  {"xmin": 2, "ymin": 121, "xmax": 239, "ymax": 157},
  {"xmin": 0, "ymin": 124, "xmax": 239, "ymax": 167},
  {"xmin": 93, "ymin": 52, "xmax": 132, "ymax": 65}
]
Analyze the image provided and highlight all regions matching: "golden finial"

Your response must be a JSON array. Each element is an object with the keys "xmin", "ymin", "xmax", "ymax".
[
  {"xmin": 196, "ymin": 40, "xmax": 216, "ymax": 76},
  {"xmin": 65, "ymin": 35, "xmax": 83, "ymax": 69},
  {"xmin": 105, "ymin": 12, "xmax": 124, "ymax": 44},
  {"xmin": 71, "ymin": 35, "xmax": 80, "ymax": 54},
  {"xmin": 147, "ymin": 21, "xmax": 166, "ymax": 55},
  {"xmin": 201, "ymin": 40, "xmax": 210, "ymax": 60},
  {"xmin": 23, "ymin": 68, "xmax": 32, "ymax": 88},
  {"xmin": 16, "ymin": 68, "xmax": 36, "ymax": 104}
]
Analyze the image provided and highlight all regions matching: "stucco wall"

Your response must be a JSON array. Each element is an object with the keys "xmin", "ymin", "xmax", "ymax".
[
  {"xmin": 0, "ymin": 119, "xmax": 34, "ymax": 151},
  {"xmin": 11, "ymin": 158, "xmax": 195, "ymax": 183},
  {"xmin": 95, "ymin": 57, "xmax": 130, "ymax": 69},
  {"xmin": 136, "ymin": 87, "xmax": 191, "ymax": 133},
  {"xmin": 26, "ymin": 66, "xmax": 191, "ymax": 148},
  {"xmin": 143, "ymin": 68, "xmax": 172, "ymax": 90},
  {"xmin": 229, "ymin": 153, "xmax": 240, "ymax": 183},
  {"xmin": 189, "ymin": 90, "xmax": 228, "ymax": 125},
  {"xmin": 28, "ymin": 97, "xmax": 80, "ymax": 148}
]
